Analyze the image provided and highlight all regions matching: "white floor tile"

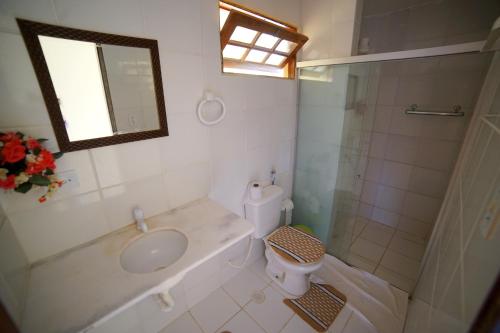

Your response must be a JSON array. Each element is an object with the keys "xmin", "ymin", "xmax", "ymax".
[
  {"xmin": 350, "ymin": 238, "xmax": 385, "ymax": 263},
  {"xmin": 359, "ymin": 222, "xmax": 395, "ymax": 247},
  {"xmin": 328, "ymin": 305, "xmax": 353, "ymax": 333},
  {"xmin": 281, "ymin": 314, "xmax": 316, "ymax": 333},
  {"xmin": 346, "ymin": 253, "xmax": 377, "ymax": 273},
  {"xmin": 223, "ymin": 267, "xmax": 269, "ymax": 306},
  {"xmin": 341, "ymin": 312, "xmax": 377, "ymax": 333},
  {"xmin": 248, "ymin": 255, "xmax": 272, "ymax": 283},
  {"xmin": 388, "ymin": 233, "xmax": 425, "ymax": 261},
  {"xmin": 217, "ymin": 310, "xmax": 265, "ymax": 333},
  {"xmin": 190, "ymin": 288, "xmax": 239, "ymax": 333},
  {"xmin": 379, "ymin": 250, "xmax": 420, "ymax": 279},
  {"xmin": 160, "ymin": 312, "xmax": 202, "ymax": 333},
  {"xmin": 244, "ymin": 285, "xmax": 294, "ymax": 333},
  {"xmin": 374, "ymin": 266, "xmax": 415, "ymax": 292}
]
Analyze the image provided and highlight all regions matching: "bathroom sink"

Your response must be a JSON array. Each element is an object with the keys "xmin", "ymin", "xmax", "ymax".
[{"xmin": 120, "ymin": 230, "xmax": 188, "ymax": 274}]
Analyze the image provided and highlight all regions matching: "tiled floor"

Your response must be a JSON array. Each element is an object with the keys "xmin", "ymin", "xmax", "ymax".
[
  {"xmin": 345, "ymin": 216, "xmax": 425, "ymax": 292},
  {"xmin": 160, "ymin": 257, "xmax": 376, "ymax": 333}
]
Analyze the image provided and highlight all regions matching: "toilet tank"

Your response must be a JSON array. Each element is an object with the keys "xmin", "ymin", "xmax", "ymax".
[{"xmin": 244, "ymin": 185, "xmax": 284, "ymax": 239}]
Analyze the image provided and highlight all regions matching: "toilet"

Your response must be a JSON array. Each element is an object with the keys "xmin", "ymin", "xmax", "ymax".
[{"xmin": 244, "ymin": 184, "xmax": 325, "ymax": 297}]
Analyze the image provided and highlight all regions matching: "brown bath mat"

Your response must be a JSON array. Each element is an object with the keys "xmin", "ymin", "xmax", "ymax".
[
  {"xmin": 284, "ymin": 283, "xmax": 346, "ymax": 332},
  {"xmin": 267, "ymin": 226, "xmax": 325, "ymax": 264}
]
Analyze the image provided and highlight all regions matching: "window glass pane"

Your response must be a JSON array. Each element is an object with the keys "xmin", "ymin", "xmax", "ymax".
[
  {"xmin": 265, "ymin": 54, "xmax": 286, "ymax": 66},
  {"xmin": 223, "ymin": 45, "xmax": 248, "ymax": 60},
  {"xmin": 276, "ymin": 40, "xmax": 297, "ymax": 54},
  {"xmin": 245, "ymin": 49, "xmax": 268, "ymax": 63},
  {"xmin": 230, "ymin": 26, "xmax": 258, "ymax": 44},
  {"xmin": 219, "ymin": 9, "xmax": 230, "ymax": 30},
  {"xmin": 255, "ymin": 34, "xmax": 279, "ymax": 49}
]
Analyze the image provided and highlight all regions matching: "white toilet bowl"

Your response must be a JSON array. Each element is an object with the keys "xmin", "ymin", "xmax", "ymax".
[{"xmin": 264, "ymin": 245, "xmax": 323, "ymax": 296}]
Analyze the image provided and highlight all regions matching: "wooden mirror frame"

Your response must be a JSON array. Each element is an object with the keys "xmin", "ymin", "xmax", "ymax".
[{"xmin": 17, "ymin": 19, "xmax": 169, "ymax": 152}]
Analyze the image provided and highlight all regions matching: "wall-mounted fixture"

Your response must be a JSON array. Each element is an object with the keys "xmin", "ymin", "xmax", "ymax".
[
  {"xmin": 17, "ymin": 19, "xmax": 169, "ymax": 152},
  {"xmin": 197, "ymin": 92, "xmax": 226, "ymax": 126}
]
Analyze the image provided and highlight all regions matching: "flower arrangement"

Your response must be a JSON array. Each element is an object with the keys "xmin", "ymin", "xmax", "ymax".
[{"xmin": 0, "ymin": 131, "xmax": 64, "ymax": 203}]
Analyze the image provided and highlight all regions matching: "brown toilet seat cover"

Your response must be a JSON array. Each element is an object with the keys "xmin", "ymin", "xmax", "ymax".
[{"xmin": 267, "ymin": 226, "xmax": 325, "ymax": 264}]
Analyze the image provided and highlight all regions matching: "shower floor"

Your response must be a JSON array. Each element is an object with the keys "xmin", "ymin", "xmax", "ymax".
[{"xmin": 332, "ymin": 216, "xmax": 425, "ymax": 292}]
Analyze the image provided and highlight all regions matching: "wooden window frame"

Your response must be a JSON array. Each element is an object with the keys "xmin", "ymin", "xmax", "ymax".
[{"xmin": 219, "ymin": 1, "xmax": 308, "ymax": 79}]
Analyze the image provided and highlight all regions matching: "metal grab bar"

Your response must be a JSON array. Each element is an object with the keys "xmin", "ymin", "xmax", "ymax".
[{"xmin": 405, "ymin": 104, "xmax": 464, "ymax": 117}]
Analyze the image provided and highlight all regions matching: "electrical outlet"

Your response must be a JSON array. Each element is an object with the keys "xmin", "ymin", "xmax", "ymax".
[{"xmin": 57, "ymin": 169, "xmax": 80, "ymax": 193}]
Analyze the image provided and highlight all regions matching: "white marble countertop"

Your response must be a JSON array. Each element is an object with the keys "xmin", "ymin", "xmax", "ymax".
[{"xmin": 21, "ymin": 198, "xmax": 254, "ymax": 333}]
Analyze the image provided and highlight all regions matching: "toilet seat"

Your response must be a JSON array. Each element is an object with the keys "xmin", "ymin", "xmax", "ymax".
[{"xmin": 266, "ymin": 226, "xmax": 325, "ymax": 265}]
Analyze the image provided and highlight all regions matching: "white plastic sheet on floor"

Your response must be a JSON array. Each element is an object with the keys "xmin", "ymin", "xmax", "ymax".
[{"xmin": 314, "ymin": 255, "xmax": 408, "ymax": 333}]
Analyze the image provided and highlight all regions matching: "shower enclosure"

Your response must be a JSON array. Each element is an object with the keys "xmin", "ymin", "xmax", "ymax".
[{"xmin": 292, "ymin": 42, "xmax": 495, "ymax": 293}]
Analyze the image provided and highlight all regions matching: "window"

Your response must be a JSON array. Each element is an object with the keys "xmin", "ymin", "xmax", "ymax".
[{"xmin": 219, "ymin": 1, "xmax": 308, "ymax": 79}]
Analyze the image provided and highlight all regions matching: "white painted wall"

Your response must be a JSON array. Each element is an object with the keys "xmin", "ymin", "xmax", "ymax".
[
  {"xmin": 300, "ymin": 0, "xmax": 364, "ymax": 60},
  {"xmin": 0, "ymin": 0, "xmax": 300, "ymax": 263}
]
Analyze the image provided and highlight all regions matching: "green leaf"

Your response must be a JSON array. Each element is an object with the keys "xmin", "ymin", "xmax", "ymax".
[
  {"xmin": 33, "ymin": 147, "xmax": 41, "ymax": 155},
  {"xmin": 45, "ymin": 168, "xmax": 54, "ymax": 175},
  {"xmin": 30, "ymin": 174, "xmax": 51, "ymax": 186},
  {"xmin": 37, "ymin": 138, "xmax": 48, "ymax": 143},
  {"xmin": 15, "ymin": 182, "xmax": 32, "ymax": 193},
  {"xmin": 53, "ymin": 152, "xmax": 64, "ymax": 159}
]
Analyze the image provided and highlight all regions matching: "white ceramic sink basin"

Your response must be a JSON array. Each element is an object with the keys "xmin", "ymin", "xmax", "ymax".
[{"xmin": 120, "ymin": 230, "xmax": 188, "ymax": 274}]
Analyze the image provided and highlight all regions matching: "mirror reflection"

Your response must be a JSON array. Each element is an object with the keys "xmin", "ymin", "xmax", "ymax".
[{"xmin": 39, "ymin": 36, "xmax": 159, "ymax": 141}]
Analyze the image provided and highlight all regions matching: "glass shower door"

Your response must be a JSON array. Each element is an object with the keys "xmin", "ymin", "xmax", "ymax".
[{"xmin": 293, "ymin": 62, "xmax": 377, "ymax": 260}]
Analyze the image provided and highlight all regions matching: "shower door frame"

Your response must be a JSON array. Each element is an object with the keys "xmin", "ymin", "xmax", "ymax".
[{"xmin": 295, "ymin": 40, "xmax": 490, "ymax": 294}]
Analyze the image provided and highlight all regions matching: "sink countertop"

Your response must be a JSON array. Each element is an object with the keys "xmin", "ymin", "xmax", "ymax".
[{"xmin": 21, "ymin": 198, "xmax": 254, "ymax": 333}]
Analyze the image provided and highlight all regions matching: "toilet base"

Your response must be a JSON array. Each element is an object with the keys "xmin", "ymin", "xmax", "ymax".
[{"xmin": 264, "ymin": 249, "xmax": 318, "ymax": 297}]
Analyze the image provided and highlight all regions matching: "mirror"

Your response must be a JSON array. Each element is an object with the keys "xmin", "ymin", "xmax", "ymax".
[{"xmin": 17, "ymin": 19, "xmax": 168, "ymax": 151}]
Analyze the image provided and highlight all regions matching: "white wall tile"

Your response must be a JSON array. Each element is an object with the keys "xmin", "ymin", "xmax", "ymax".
[
  {"xmin": 9, "ymin": 192, "xmax": 110, "ymax": 262},
  {"xmin": 372, "ymin": 207, "xmax": 399, "ymax": 227},
  {"xmin": 142, "ymin": 0, "xmax": 202, "ymax": 55},
  {"xmin": 361, "ymin": 181, "xmax": 378, "ymax": 205},
  {"xmin": 164, "ymin": 162, "xmax": 210, "ymax": 209},
  {"xmin": 159, "ymin": 112, "xmax": 210, "ymax": 172},
  {"xmin": 53, "ymin": 0, "xmax": 144, "ymax": 36},
  {"xmin": 385, "ymin": 134, "xmax": 418, "ymax": 164},
  {"xmin": 415, "ymin": 139, "xmax": 461, "ymax": 171},
  {"xmin": 373, "ymin": 106, "xmax": 393, "ymax": 133},
  {"xmin": 161, "ymin": 52, "xmax": 204, "ymax": 115},
  {"xmin": 381, "ymin": 161, "xmax": 413, "ymax": 189},
  {"xmin": 0, "ymin": 33, "xmax": 51, "ymax": 128},
  {"xmin": 375, "ymin": 185, "xmax": 406, "ymax": 213},
  {"xmin": 92, "ymin": 139, "xmax": 163, "ymax": 188},
  {"xmin": 369, "ymin": 132, "xmax": 388, "ymax": 158},
  {"xmin": 102, "ymin": 176, "xmax": 169, "ymax": 230},
  {"xmin": 389, "ymin": 108, "xmax": 422, "ymax": 137}
]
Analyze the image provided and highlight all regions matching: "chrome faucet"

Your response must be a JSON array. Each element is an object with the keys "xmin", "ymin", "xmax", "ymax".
[{"xmin": 133, "ymin": 207, "xmax": 148, "ymax": 233}]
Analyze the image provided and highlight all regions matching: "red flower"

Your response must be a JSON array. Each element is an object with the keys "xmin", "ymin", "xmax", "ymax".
[
  {"xmin": 1, "ymin": 141, "xmax": 26, "ymax": 163},
  {"xmin": 0, "ymin": 174, "xmax": 16, "ymax": 189},
  {"xmin": 26, "ymin": 162, "xmax": 45, "ymax": 175},
  {"xmin": 39, "ymin": 150, "xmax": 56, "ymax": 170},
  {"xmin": 0, "ymin": 132, "xmax": 20, "ymax": 143},
  {"xmin": 26, "ymin": 138, "xmax": 41, "ymax": 150},
  {"xmin": 38, "ymin": 196, "xmax": 47, "ymax": 203}
]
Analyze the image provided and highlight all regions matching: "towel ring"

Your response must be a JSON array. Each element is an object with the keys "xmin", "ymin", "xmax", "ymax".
[{"xmin": 197, "ymin": 92, "xmax": 226, "ymax": 126}]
